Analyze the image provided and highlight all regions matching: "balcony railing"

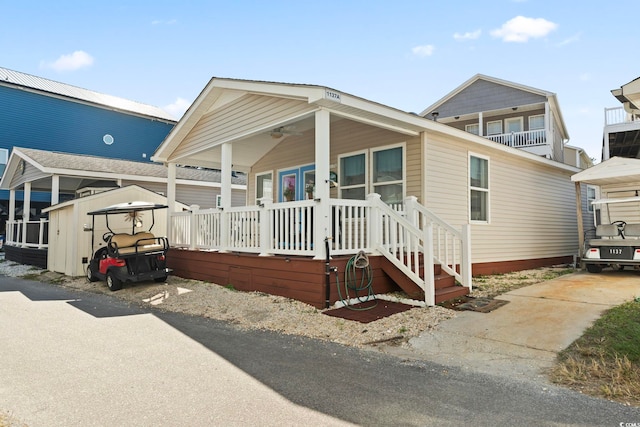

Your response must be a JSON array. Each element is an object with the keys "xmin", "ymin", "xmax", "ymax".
[
  {"xmin": 486, "ymin": 129, "xmax": 546, "ymax": 148},
  {"xmin": 605, "ymin": 106, "xmax": 640, "ymax": 126}
]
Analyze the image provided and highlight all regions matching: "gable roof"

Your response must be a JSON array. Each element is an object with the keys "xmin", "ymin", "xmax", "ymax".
[
  {"xmin": 571, "ymin": 156, "xmax": 640, "ymax": 185},
  {"xmin": 420, "ymin": 74, "xmax": 568, "ymax": 139},
  {"xmin": 152, "ymin": 76, "xmax": 580, "ymax": 175},
  {"xmin": 0, "ymin": 147, "xmax": 247, "ymax": 191},
  {"xmin": 0, "ymin": 66, "xmax": 176, "ymax": 122},
  {"xmin": 611, "ymin": 76, "xmax": 640, "ymax": 112}
]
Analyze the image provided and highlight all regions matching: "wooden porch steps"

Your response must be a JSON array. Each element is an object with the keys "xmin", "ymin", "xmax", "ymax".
[{"xmin": 379, "ymin": 257, "xmax": 470, "ymax": 304}]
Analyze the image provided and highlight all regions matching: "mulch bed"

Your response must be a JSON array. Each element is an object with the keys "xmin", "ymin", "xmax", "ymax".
[
  {"xmin": 438, "ymin": 296, "xmax": 509, "ymax": 313},
  {"xmin": 323, "ymin": 299, "xmax": 415, "ymax": 323}
]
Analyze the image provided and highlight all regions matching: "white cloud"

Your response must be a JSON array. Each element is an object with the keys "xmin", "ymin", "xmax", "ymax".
[
  {"xmin": 164, "ymin": 97, "xmax": 191, "ymax": 119},
  {"xmin": 40, "ymin": 50, "xmax": 94, "ymax": 72},
  {"xmin": 411, "ymin": 44, "xmax": 435, "ymax": 57},
  {"xmin": 453, "ymin": 29, "xmax": 481, "ymax": 41},
  {"xmin": 490, "ymin": 16, "xmax": 558, "ymax": 42}
]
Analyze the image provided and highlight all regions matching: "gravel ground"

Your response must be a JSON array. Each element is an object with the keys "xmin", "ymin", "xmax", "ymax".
[{"xmin": 0, "ymin": 254, "xmax": 574, "ymax": 348}]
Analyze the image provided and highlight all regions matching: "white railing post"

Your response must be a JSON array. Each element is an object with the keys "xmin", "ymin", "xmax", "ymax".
[
  {"xmin": 20, "ymin": 220, "xmax": 27, "ymax": 248},
  {"xmin": 424, "ymin": 220, "xmax": 435, "ymax": 307},
  {"xmin": 38, "ymin": 218, "xmax": 46, "ymax": 249},
  {"xmin": 404, "ymin": 195, "xmax": 418, "ymax": 227},
  {"xmin": 462, "ymin": 224, "xmax": 472, "ymax": 290},
  {"xmin": 259, "ymin": 197, "xmax": 272, "ymax": 256},
  {"xmin": 367, "ymin": 193, "xmax": 382, "ymax": 251},
  {"xmin": 189, "ymin": 205, "xmax": 199, "ymax": 251}
]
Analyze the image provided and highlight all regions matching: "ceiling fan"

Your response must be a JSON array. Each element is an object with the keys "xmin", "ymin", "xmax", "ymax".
[{"xmin": 270, "ymin": 126, "xmax": 302, "ymax": 139}]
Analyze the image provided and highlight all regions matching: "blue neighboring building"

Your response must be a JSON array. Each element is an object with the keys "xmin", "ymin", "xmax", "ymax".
[{"xmin": 0, "ymin": 66, "xmax": 176, "ymax": 218}]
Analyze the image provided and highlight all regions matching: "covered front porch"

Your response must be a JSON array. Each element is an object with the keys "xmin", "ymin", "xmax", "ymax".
[{"xmin": 153, "ymin": 78, "xmax": 473, "ymax": 307}]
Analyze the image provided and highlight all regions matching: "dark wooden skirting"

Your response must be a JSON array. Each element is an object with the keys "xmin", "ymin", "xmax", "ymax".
[
  {"xmin": 4, "ymin": 245, "xmax": 48, "ymax": 269},
  {"xmin": 471, "ymin": 256, "xmax": 574, "ymax": 276},
  {"xmin": 167, "ymin": 249, "xmax": 400, "ymax": 309}
]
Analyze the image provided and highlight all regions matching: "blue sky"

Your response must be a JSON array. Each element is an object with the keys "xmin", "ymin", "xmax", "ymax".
[{"xmin": 1, "ymin": 0, "xmax": 637, "ymax": 161}]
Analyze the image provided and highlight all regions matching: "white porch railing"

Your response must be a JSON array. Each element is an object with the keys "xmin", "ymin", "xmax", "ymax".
[
  {"xmin": 486, "ymin": 129, "xmax": 546, "ymax": 148},
  {"xmin": 605, "ymin": 106, "xmax": 640, "ymax": 126},
  {"xmin": 5, "ymin": 219, "xmax": 49, "ymax": 249},
  {"xmin": 170, "ymin": 195, "xmax": 472, "ymax": 306}
]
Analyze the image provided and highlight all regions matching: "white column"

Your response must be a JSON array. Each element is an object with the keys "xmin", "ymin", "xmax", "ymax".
[
  {"xmin": 478, "ymin": 112, "xmax": 484, "ymax": 137},
  {"xmin": 8, "ymin": 189, "xmax": 15, "ymax": 222},
  {"xmin": 220, "ymin": 142, "xmax": 232, "ymax": 251},
  {"xmin": 603, "ymin": 131, "xmax": 610, "ymax": 161},
  {"xmin": 51, "ymin": 175, "xmax": 60, "ymax": 205},
  {"xmin": 314, "ymin": 109, "xmax": 331, "ymax": 259},
  {"xmin": 545, "ymin": 101, "xmax": 552, "ymax": 158},
  {"xmin": 23, "ymin": 182, "xmax": 31, "ymax": 222},
  {"xmin": 167, "ymin": 163, "xmax": 177, "ymax": 239}
]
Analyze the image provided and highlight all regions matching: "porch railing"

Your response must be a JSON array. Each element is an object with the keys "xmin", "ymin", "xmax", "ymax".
[
  {"xmin": 5, "ymin": 219, "xmax": 49, "ymax": 249},
  {"xmin": 170, "ymin": 195, "xmax": 472, "ymax": 306},
  {"xmin": 486, "ymin": 129, "xmax": 546, "ymax": 148},
  {"xmin": 605, "ymin": 106, "xmax": 640, "ymax": 126}
]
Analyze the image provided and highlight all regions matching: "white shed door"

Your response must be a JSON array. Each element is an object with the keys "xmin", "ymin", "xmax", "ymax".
[{"xmin": 51, "ymin": 212, "xmax": 68, "ymax": 274}]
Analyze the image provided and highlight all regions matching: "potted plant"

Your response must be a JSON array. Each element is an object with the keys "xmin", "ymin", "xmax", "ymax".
[
  {"xmin": 283, "ymin": 184, "xmax": 295, "ymax": 201},
  {"xmin": 305, "ymin": 182, "xmax": 315, "ymax": 199}
]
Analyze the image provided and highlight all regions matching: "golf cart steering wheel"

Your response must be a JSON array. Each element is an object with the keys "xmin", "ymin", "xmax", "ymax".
[{"xmin": 102, "ymin": 232, "xmax": 114, "ymax": 243}]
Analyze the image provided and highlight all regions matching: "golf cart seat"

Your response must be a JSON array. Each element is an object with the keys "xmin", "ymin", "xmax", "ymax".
[
  {"xmin": 623, "ymin": 223, "xmax": 640, "ymax": 238},
  {"xmin": 109, "ymin": 232, "xmax": 167, "ymax": 256}
]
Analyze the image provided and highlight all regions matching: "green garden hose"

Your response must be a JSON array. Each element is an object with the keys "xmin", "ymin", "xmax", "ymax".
[{"xmin": 335, "ymin": 251, "xmax": 377, "ymax": 310}]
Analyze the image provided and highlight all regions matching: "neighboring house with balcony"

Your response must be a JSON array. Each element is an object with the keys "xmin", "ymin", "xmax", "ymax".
[
  {"xmin": 603, "ymin": 76, "xmax": 640, "ymax": 160},
  {"xmin": 421, "ymin": 74, "xmax": 569, "ymax": 163},
  {"xmin": 152, "ymin": 77, "xmax": 582, "ymax": 309}
]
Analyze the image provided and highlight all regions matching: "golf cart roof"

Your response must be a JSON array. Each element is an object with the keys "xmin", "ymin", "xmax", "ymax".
[
  {"xmin": 87, "ymin": 201, "xmax": 168, "ymax": 216},
  {"xmin": 591, "ymin": 196, "xmax": 640, "ymax": 206}
]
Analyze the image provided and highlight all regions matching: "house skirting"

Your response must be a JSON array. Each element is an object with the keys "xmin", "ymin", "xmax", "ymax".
[
  {"xmin": 4, "ymin": 245, "xmax": 48, "ymax": 269},
  {"xmin": 167, "ymin": 249, "xmax": 400, "ymax": 309},
  {"xmin": 471, "ymin": 255, "xmax": 574, "ymax": 276}
]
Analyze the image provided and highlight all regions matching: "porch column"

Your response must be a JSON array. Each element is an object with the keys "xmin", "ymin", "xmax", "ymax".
[
  {"xmin": 544, "ymin": 101, "xmax": 551, "ymax": 158},
  {"xmin": 167, "ymin": 162, "xmax": 177, "ymax": 239},
  {"xmin": 478, "ymin": 112, "xmax": 483, "ymax": 136},
  {"xmin": 51, "ymin": 175, "xmax": 60, "ymax": 205},
  {"xmin": 314, "ymin": 109, "xmax": 331, "ymax": 259},
  {"xmin": 8, "ymin": 189, "xmax": 15, "ymax": 222},
  {"xmin": 23, "ymin": 182, "xmax": 31, "ymax": 222},
  {"xmin": 220, "ymin": 142, "xmax": 232, "ymax": 251}
]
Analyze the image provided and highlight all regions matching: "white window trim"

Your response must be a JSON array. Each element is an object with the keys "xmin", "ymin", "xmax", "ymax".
[
  {"xmin": 586, "ymin": 184, "xmax": 598, "ymax": 213},
  {"xmin": 529, "ymin": 114, "xmax": 545, "ymax": 130},
  {"xmin": 0, "ymin": 148, "xmax": 8, "ymax": 164},
  {"xmin": 338, "ymin": 149, "xmax": 368, "ymax": 199},
  {"xmin": 468, "ymin": 152, "xmax": 490, "ymax": 224},
  {"xmin": 370, "ymin": 143, "xmax": 406, "ymax": 204},
  {"xmin": 465, "ymin": 123, "xmax": 479, "ymax": 135},
  {"xmin": 505, "ymin": 116, "xmax": 523, "ymax": 133},
  {"xmin": 486, "ymin": 120, "xmax": 502, "ymax": 136},
  {"xmin": 255, "ymin": 170, "xmax": 273, "ymax": 202}
]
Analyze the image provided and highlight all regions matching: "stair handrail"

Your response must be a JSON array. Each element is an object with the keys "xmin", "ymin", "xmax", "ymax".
[
  {"xmin": 404, "ymin": 196, "xmax": 472, "ymax": 291},
  {"xmin": 367, "ymin": 193, "xmax": 436, "ymax": 305}
]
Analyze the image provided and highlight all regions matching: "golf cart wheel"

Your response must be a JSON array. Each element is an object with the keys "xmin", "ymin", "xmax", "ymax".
[
  {"xmin": 586, "ymin": 264, "xmax": 602, "ymax": 273},
  {"xmin": 154, "ymin": 275, "xmax": 168, "ymax": 283},
  {"xmin": 106, "ymin": 271, "xmax": 123, "ymax": 291},
  {"xmin": 86, "ymin": 265, "xmax": 99, "ymax": 282}
]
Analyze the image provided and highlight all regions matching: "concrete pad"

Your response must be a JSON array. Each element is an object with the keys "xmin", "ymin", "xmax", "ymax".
[{"xmin": 390, "ymin": 271, "xmax": 640, "ymax": 383}]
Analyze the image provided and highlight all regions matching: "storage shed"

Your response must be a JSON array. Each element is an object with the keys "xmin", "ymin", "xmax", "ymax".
[{"xmin": 43, "ymin": 185, "xmax": 186, "ymax": 277}]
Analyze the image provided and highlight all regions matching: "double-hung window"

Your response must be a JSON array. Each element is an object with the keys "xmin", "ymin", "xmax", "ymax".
[
  {"xmin": 339, "ymin": 144, "xmax": 405, "ymax": 204},
  {"xmin": 372, "ymin": 146, "xmax": 403, "ymax": 204},
  {"xmin": 465, "ymin": 123, "xmax": 479, "ymax": 135},
  {"xmin": 256, "ymin": 172, "xmax": 273, "ymax": 202},
  {"xmin": 486, "ymin": 120, "xmax": 502, "ymax": 136},
  {"xmin": 469, "ymin": 154, "xmax": 489, "ymax": 222},
  {"xmin": 339, "ymin": 151, "xmax": 367, "ymax": 200},
  {"xmin": 587, "ymin": 185, "xmax": 597, "ymax": 212}
]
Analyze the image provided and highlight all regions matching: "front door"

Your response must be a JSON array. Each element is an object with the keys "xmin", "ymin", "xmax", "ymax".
[{"xmin": 278, "ymin": 164, "xmax": 315, "ymax": 202}]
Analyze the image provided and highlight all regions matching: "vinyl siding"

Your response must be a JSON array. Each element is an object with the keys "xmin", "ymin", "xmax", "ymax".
[
  {"xmin": 0, "ymin": 85, "xmax": 174, "ymax": 162},
  {"xmin": 121, "ymin": 180, "xmax": 245, "ymax": 209},
  {"xmin": 249, "ymin": 119, "xmax": 421, "ymax": 202},
  {"xmin": 426, "ymin": 134, "xmax": 578, "ymax": 263},
  {"xmin": 171, "ymin": 94, "xmax": 315, "ymax": 161}
]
